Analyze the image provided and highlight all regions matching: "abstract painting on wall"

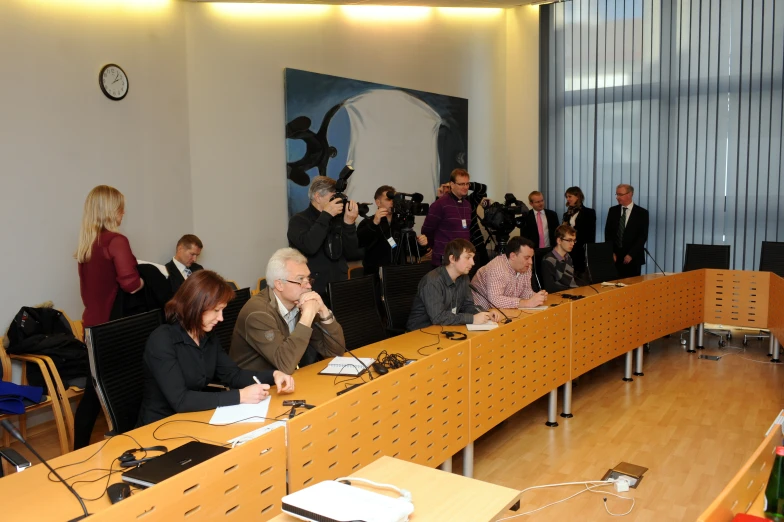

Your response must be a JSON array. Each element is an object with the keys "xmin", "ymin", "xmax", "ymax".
[{"xmin": 284, "ymin": 68, "xmax": 469, "ymax": 217}]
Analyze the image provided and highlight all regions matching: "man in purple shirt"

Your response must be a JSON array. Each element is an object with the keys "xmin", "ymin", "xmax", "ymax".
[{"xmin": 421, "ymin": 169, "xmax": 475, "ymax": 267}]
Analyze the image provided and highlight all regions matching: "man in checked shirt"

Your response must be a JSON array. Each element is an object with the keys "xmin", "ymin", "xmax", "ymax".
[{"xmin": 470, "ymin": 236, "xmax": 548, "ymax": 310}]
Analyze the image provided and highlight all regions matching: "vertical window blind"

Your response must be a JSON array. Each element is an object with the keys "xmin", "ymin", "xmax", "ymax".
[{"xmin": 540, "ymin": 0, "xmax": 783, "ymax": 272}]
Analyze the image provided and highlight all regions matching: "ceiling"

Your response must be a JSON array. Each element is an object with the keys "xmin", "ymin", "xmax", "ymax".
[{"xmin": 189, "ymin": 0, "xmax": 563, "ymax": 9}]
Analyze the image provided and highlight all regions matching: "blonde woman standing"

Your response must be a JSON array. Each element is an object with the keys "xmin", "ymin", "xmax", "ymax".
[{"xmin": 74, "ymin": 185, "xmax": 143, "ymax": 449}]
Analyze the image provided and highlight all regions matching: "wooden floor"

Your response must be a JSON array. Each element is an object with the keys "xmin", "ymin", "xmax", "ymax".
[
  {"xmin": 457, "ymin": 330, "xmax": 784, "ymax": 521},
  {"xmin": 3, "ymin": 330, "xmax": 783, "ymax": 521}
]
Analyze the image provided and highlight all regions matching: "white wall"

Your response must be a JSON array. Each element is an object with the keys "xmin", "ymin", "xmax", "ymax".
[
  {"xmin": 0, "ymin": 0, "xmax": 192, "ymax": 326},
  {"xmin": 0, "ymin": 0, "xmax": 539, "ymax": 326},
  {"xmin": 185, "ymin": 3, "xmax": 535, "ymax": 288}
]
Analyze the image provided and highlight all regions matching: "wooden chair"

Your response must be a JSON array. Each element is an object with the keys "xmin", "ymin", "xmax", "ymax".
[
  {"xmin": 0, "ymin": 336, "xmax": 70, "ymax": 474},
  {"xmin": 252, "ymin": 277, "xmax": 267, "ymax": 296}
]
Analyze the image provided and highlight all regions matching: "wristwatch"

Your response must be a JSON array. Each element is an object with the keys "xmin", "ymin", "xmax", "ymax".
[{"xmin": 319, "ymin": 310, "xmax": 334, "ymax": 322}]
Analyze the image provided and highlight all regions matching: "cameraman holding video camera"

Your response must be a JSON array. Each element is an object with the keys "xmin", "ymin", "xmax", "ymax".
[
  {"xmin": 287, "ymin": 175, "xmax": 361, "ymax": 304},
  {"xmin": 357, "ymin": 185, "xmax": 429, "ymax": 278}
]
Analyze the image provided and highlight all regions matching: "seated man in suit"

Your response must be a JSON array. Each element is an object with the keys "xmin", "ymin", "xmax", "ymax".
[
  {"xmin": 470, "ymin": 236, "xmax": 548, "ymax": 310},
  {"xmin": 604, "ymin": 184, "xmax": 649, "ymax": 278},
  {"xmin": 541, "ymin": 225, "xmax": 580, "ymax": 292},
  {"xmin": 406, "ymin": 239, "xmax": 501, "ymax": 330},
  {"xmin": 521, "ymin": 191, "xmax": 559, "ymax": 249},
  {"xmin": 229, "ymin": 247, "xmax": 346, "ymax": 375},
  {"xmin": 165, "ymin": 234, "xmax": 204, "ymax": 294}
]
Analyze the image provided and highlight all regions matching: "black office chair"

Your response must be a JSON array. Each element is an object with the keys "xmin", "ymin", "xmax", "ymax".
[
  {"xmin": 328, "ymin": 276, "xmax": 387, "ymax": 350},
  {"xmin": 257, "ymin": 278, "xmax": 268, "ymax": 292},
  {"xmin": 683, "ymin": 244, "xmax": 732, "ymax": 345},
  {"xmin": 585, "ymin": 242, "xmax": 620, "ymax": 284},
  {"xmin": 85, "ymin": 309, "xmax": 164, "ymax": 435},
  {"xmin": 532, "ymin": 247, "xmax": 553, "ymax": 292},
  {"xmin": 381, "ymin": 263, "xmax": 433, "ymax": 333},
  {"xmin": 743, "ymin": 241, "xmax": 784, "ymax": 346},
  {"xmin": 213, "ymin": 288, "xmax": 251, "ymax": 353}
]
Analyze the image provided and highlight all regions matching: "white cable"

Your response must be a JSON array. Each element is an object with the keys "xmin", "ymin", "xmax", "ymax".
[
  {"xmin": 334, "ymin": 476, "xmax": 412, "ymax": 503},
  {"xmin": 495, "ymin": 481, "xmax": 615, "ymax": 521},
  {"xmin": 585, "ymin": 483, "xmax": 635, "ymax": 516}
]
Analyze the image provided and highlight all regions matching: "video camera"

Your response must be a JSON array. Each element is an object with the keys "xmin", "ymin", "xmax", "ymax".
[
  {"xmin": 481, "ymin": 193, "xmax": 529, "ymax": 256},
  {"xmin": 330, "ymin": 165, "xmax": 370, "ymax": 217},
  {"xmin": 387, "ymin": 191, "xmax": 429, "ymax": 230}
]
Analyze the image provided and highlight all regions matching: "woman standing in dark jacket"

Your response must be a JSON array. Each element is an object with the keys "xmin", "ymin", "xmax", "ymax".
[
  {"xmin": 562, "ymin": 186, "xmax": 596, "ymax": 277},
  {"xmin": 74, "ymin": 185, "xmax": 144, "ymax": 449}
]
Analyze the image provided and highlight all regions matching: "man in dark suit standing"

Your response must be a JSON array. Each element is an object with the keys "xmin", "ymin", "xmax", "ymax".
[
  {"xmin": 521, "ymin": 191, "xmax": 559, "ymax": 249},
  {"xmin": 604, "ymin": 184, "xmax": 649, "ymax": 278},
  {"xmin": 165, "ymin": 234, "xmax": 204, "ymax": 294}
]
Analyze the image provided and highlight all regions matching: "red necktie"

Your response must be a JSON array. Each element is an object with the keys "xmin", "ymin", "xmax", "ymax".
[{"xmin": 536, "ymin": 211, "xmax": 545, "ymax": 248}]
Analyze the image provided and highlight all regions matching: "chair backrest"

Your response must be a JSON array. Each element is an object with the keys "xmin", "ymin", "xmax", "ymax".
[
  {"xmin": 381, "ymin": 263, "xmax": 433, "ymax": 331},
  {"xmin": 348, "ymin": 266, "xmax": 365, "ymax": 279},
  {"xmin": 257, "ymin": 278, "xmax": 268, "ymax": 292},
  {"xmin": 226, "ymin": 280, "xmax": 239, "ymax": 291},
  {"xmin": 328, "ymin": 276, "xmax": 386, "ymax": 350},
  {"xmin": 213, "ymin": 288, "xmax": 251, "ymax": 353},
  {"xmin": 760, "ymin": 241, "xmax": 784, "ymax": 277},
  {"xmin": 532, "ymin": 247, "xmax": 553, "ymax": 292},
  {"xmin": 683, "ymin": 244, "xmax": 731, "ymax": 272},
  {"xmin": 585, "ymin": 242, "xmax": 620, "ymax": 284},
  {"xmin": 85, "ymin": 309, "xmax": 164, "ymax": 434}
]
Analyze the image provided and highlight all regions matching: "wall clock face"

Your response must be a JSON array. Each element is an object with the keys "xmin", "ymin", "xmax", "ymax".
[{"xmin": 99, "ymin": 64, "xmax": 129, "ymax": 101}]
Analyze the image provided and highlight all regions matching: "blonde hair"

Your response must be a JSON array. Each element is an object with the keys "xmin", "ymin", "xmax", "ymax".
[{"xmin": 75, "ymin": 185, "xmax": 125, "ymax": 263}]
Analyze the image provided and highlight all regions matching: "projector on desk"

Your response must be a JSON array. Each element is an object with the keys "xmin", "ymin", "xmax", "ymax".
[{"xmin": 282, "ymin": 480, "xmax": 414, "ymax": 522}]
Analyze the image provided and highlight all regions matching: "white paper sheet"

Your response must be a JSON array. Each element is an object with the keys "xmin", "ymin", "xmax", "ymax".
[{"xmin": 209, "ymin": 398, "xmax": 271, "ymax": 425}]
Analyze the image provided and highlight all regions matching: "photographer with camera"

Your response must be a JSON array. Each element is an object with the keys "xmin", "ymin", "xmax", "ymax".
[
  {"xmin": 423, "ymin": 169, "xmax": 489, "ymax": 269},
  {"xmin": 287, "ymin": 175, "xmax": 361, "ymax": 304},
  {"xmin": 357, "ymin": 185, "xmax": 429, "ymax": 277}
]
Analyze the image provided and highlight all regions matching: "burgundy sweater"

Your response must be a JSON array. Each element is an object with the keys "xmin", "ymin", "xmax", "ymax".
[
  {"xmin": 421, "ymin": 193, "xmax": 472, "ymax": 266},
  {"xmin": 78, "ymin": 230, "xmax": 141, "ymax": 327}
]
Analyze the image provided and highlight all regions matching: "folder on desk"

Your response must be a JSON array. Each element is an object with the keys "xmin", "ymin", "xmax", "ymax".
[
  {"xmin": 318, "ymin": 356, "xmax": 374, "ymax": 376},
  {"xmin": 122, "ymin": 441, "xmax": 229, "ymax": 488}
]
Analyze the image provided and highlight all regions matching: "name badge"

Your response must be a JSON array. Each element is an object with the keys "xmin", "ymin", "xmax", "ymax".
[
  {"xmin": 461, "ymin": 219, "xmax": 468, "ymax": 229},
  {"xmin": 451, "ymin": 307, "xmax": 457, "ymax": 314},
  {"xmin": 387, "ymin": 237, "xmax": 397, "ymax": 249}
]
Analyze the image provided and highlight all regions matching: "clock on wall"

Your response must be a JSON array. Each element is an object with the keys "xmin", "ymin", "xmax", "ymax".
[{"xmin": 99, "ymin": 64, "xmax": 129, "ymax": 101}]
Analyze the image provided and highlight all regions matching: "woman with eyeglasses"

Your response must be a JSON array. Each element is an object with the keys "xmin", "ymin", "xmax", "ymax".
[
  {"xmin": 562, "ymin": 186, "xmax": 596, "ymax": 277},
  {"xmin": 137, "ymin": 270, "xmax": 295, "ymax": 427}
]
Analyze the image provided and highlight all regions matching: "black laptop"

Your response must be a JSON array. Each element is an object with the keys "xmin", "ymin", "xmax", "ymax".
[{"xmin": 121, "ymin": 441, "xmax": 229, "ymax": 488}]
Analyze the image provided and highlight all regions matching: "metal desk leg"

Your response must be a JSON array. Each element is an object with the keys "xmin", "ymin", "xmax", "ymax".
[
  {"xmin": 687, "ymin": 325, "xmax": 697, "ymax": 353},
  {"xmin": 545, "ymin": 389, "xmax": 559, "ymax": 427},
  {"xmin": 462, "ymin": 443, "xmax": 474, "ymax": 478},
  {"xmin": 623, "ymin": 351, "xmax": 633, "ymax": 381},
  {"xmin": 772, "ymin": 337, "xmax": 781, "ymax": 364},
  {"xmin": 440, "ymin": 457, "xmax": 452, "ymax": 473},
  {"xmin": 633, "ymin": 345, "xmax": 644, "ymax": 376},
  {"xmin": 561, "ymin": 381, "xmax": 573, "ymax": 418},
  {"xmin": 697, "ymin": 323, "xmax": 705, "ymax": 349}
]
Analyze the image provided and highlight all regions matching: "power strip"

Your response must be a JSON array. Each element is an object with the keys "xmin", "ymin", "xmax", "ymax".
[{"xmin": 227, "ymin": 420, "xmax": 286, "ymax": 446}]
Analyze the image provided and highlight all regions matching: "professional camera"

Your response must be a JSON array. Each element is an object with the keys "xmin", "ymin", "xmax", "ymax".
[
  {"xmin": 481, "ymin": 193, "xmax": 529, "ymax": 256},
  {"xmin": 387, "ymin": 191, "xmax": 429, "ymax": 230},
  {"xmin": 330, "ymin": 165, "xmax": 370, "ymax": 217}
]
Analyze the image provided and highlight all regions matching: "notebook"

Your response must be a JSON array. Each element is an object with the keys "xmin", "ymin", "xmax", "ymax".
[
  {"xmin": 318, "ymin": 356, "xmax": 375, "ymax": 376},
  {"xmin": 466, "ymin": 322, "xmax": 498, "ymax": 331},
  {"xmin": 121, "ymin": 441, "xmax": 229, "ymax": 488}
]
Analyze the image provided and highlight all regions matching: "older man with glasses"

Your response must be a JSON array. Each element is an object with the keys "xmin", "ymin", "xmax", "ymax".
[
  {"xmin": 604, "ymin": 184, "xmax": 649, "ymax": 278},
  {"xmin": 230, "ymin": 248, "xmax": 345, "ymax": 375},
  {"xmin": 541, "ymin": 224, "xmax": 580, "ymax": 292}
]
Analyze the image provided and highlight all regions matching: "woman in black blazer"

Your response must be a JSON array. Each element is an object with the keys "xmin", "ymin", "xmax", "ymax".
[{"xmin": 562, "ymin": 186, "xmax": 596, "ymax": 277}]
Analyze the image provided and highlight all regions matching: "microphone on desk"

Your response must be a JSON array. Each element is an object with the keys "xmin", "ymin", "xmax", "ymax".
[
  {"xmin": 0, "ymin": 419, "xmax": 91, "ymax": 521},
  {"xmin": 313, "ymin": 322, "xmax": 373, "ymax": 381},
  {"xmin": 644, "ymin": 248, "xmax": 667, "ymax": 277},
  {"xmin": 468, "ymin": 284, "xmax": 512, "ymax": 324},
  {"xmin": 573, "ymin": 273, "xmax": 600, "ymax": 294}
]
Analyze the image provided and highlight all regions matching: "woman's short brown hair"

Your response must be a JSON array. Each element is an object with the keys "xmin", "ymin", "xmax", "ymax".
[
  {"xmin": 165, "ymin": 270, "xmax": 235, "ymax": 335},
  {"xmin": 564, "ymin": 186, "xmax": 585, "ymax": 205}
]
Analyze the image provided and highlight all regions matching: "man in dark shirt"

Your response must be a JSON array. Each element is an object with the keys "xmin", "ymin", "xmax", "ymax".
[
  {"xmin": 357, "ymin": 185, "xmax": 428, "ymax": 277},
  {"xmin": 541, "ymin": 224, "xmax": 580, "ymax": 292},
  {"xmin": 406, "ymin": 239, "xmax": 501, "ymax": 330},
  {"xmin": 287, "ymin": 176, "xmax": 361, "ymax": 304},
  {"xmin": 165, "ymin": 234, "xmax": 204, "ymax": 295}
]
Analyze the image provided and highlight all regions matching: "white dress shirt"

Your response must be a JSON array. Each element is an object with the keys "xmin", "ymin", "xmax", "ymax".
[
  {"xmin": 274, "ymin": 292, "xmax": 300, "ymax": 334},
  {"xmin": 171, "ymin": 257, "xmax": 190, "ymax": 279}
]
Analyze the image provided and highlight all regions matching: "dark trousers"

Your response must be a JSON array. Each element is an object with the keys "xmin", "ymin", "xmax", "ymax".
[
  {"xmin": 73, "ymin": 380, "xmax": 102, "ymax": 450},
  {"xmin": 615, "ymin": 260, "xmax": 642, "ymax": 279}
]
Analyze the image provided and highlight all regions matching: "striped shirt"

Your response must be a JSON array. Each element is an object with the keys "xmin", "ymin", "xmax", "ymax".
[{"xmin": 470, "ymin": 254, "xmax": 534, "ymax": 309}]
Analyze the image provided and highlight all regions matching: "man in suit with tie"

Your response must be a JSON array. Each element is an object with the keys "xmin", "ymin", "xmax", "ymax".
[
  {"xmin": 604, "ymin": 184, "xmax": 649, "ymax": 278},
  {"xmin": 165, "ymin": 234, "xmax": 204, "ymax": 294},
  {"xmin": 521, "ymin": 191, "xmax": 559, "ymax": 249}
]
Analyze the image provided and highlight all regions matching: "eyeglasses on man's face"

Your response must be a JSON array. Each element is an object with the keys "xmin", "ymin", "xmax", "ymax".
[
  {"xmin": 615, "ymin": 192, "xmax": 630, "ymax": 197},
  {"xmin": 560, "ymin": 238, "xmax": 577, "ymax": 243},
  {"xmin": 451, "ymin": 181, "xmax": 470, "ymax": 187},
  {"xmin": 282, "ymin": 277, "xmax": 315, "ymax": 287}
]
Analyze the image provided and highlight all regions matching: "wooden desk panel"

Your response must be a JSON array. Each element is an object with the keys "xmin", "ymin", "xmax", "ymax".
[
  {"xmin": 286, "ymin": 341, "xmax": 469, "ymax": 493},
  {"xmin": 704, "ymin": 270, "xmax": 770, "ymax": 328},
  {"xmin": 469, "ymin": 306, "xmax": 570, "ymax": 440},
  {"xmin": 770, "ymin": 273, "xmax": 784, "ymax": 343}
]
